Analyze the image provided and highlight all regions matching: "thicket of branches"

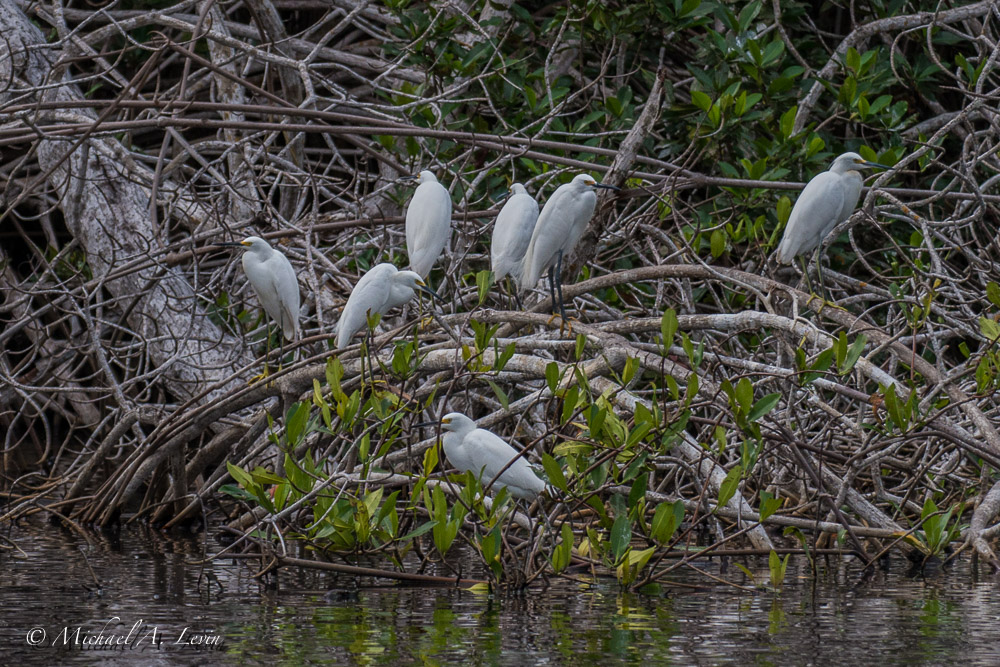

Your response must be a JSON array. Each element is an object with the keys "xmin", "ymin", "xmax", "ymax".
[{"xmin": 2, "ymin": 0, "xmax": 1000, "ymax": 585}]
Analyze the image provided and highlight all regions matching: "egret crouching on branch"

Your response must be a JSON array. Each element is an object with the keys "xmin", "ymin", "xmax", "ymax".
[
  {"xmin": 403, "ymin": 170, "xmax": 452, "ymax": 279},
  {"xmin": 424, "ymin": 412, "xmax": 546, "ymax": 501},
  {"xmin": 518, "ymin": 174, "xmax": 619, "ymax": 321},
  {"xmin": 776, "ymin": 152, "xmax": 890, "ymax": 274},
  {"xmin": 335, "ymin": 263, "xmax": 439, "ymax": 350},
  {"xmin": 491, "ymin": 183, "xmax": 539, "ymax": 308}
]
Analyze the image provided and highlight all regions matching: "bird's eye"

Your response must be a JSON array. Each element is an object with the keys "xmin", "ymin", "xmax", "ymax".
[{"xmin": 442, "ymin": 418, "xmax": 451, "ymax": 424}]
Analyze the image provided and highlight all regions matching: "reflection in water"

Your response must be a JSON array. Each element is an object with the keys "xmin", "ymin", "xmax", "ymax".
[{"xmin": 0, "ymin": 523, "xmax": 996, "ymax": 665}]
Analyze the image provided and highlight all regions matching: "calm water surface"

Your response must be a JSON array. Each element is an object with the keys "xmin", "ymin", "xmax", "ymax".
[{"xmin": 1, "ymin": 522, "xmax": 998, "ymax": 665}]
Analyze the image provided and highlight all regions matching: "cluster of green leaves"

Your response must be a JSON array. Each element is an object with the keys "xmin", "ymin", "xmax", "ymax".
[
  {"xmin": 368, "ymin": 0, "xmax": 982, "ymax": 282},
  {"xmin": 908, "ymin": 498, "xmax": 966, "ymax": 559}
]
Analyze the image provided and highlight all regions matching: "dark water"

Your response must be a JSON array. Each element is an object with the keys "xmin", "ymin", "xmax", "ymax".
[{"xmin": 1, "ymin": 522, "xmax": 999, "ymax": 665}]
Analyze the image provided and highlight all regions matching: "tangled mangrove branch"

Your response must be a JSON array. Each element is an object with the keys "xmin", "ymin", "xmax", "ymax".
[{"xmin": 2, "ymin": 0, "xmax": 1000, "ymax": 586}]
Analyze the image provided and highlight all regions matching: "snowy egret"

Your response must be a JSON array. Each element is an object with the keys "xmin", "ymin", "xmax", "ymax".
[
  {"xmin": 403, "ymin": 170, "xmax": 452, "ymax": 278},
  {"xmin": 215, "ymin": 236, "xmax": 300, "ymax": 341},
  {"xmin": 426, "ymin": 412, "xmax": 546, "ymax": 500},
  {"xmin": 491, "ymin": 183, "xmax": 539, "ymax": 309},
  {"xmin": 518, "ymin": 174, "xmax": 619, "ymax": 320},
  {"xmin": 491, "ymin": 183, "xmax": 539, "ymax": 283},
  {"xmin": 776, "ymin": 152, "xmax": 890, "ymax": 264},
  {"xmin": 335, "ymin": 262, "xmax": 439, "ymax": 350}
]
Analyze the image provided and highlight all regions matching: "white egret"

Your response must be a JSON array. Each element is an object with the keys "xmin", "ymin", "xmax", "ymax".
[
  {"xmin": 404, "ymin": 170, "xmax": 452, "ymax": 278},
  {"xmin": 776, "ymin": 152, "xmax": 890, "ymax": 264},
  {"xmin": 429, "ymin": 412, "xmax": 546, "ymax": 500},
  {"xmin": 518, "ymin": 174, "xmax": 619, "ymax": 319},
  {"xmin": 491, "ymin": 182, "xmax": 539, "ymax": 310},
  {"xmin": 216, "ymin": 236, "xmax": 300, "ymax": 341},
  {"xmin": 491, "ymin": 183, "xmax": 539, "ymax": 282},
  {"xmin": 335, "ymin": 262, "xmax": 439, "ymax": 350}
]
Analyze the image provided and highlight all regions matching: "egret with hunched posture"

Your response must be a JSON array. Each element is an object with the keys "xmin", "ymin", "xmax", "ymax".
[
  {"xmin": 216, "ymin": 236, "xmax": 300, "ymax": 341},
  {"xmin": 336, "ymin": 263, "xmax": 438, "ymax": 350},
  {"xmin": 776, "ymin": 152, "xmax": 890, "ymax": 265},
  {"xmin": 433, "ymin": 412, "xmax": 546, "ymax": 500},
  {"xmin": 404, "ymin": 171, "xmax": 452, "ymax": 278},
  {"xmin": 491, "ymin": 183, "xmax": 539, "ymax": 283},
  {"xmin": 518, "ymin": 174, "xmax": 619, "ymax": 320}
]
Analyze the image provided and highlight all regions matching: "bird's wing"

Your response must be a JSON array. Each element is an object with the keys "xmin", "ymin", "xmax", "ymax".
[
  {"xmin": 776, "ymin": 172, "xmax": 846, "ymax": 263},
  {"xmin": 270, "ymin": 252, "xmax": 300, "ymax": 340},
  {"xmin": 492, "ymin": 195, "xmax": 539, "ymax": 279},
  {"xmin": 245, "ymin": 255, "xmax": 287, "ymax": 334},
  {"xmin": 336, "ymin": 265, "xmax": 393, "ymax": 349},
  {"xmin": 406, "ymin": 185, "xmax": 452, "ymax": 277},
  {"xmin": 519, "ymin": 188, "xmax": 574, "ymax": 289},
  {"xmin": 471, "ymin": 429, "xmax": 544, "ymax": 495}
]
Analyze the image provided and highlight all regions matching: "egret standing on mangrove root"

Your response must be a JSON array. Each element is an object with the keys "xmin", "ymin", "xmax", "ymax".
[
  {"xmin": 491, "ymin": 183, "xmax": 539, "ymax": 308},
  {"xmin": 336, "ymin": 263, "xmax": 439, "ymax": 350},
  {"xmin": 404, "ymin": 170, "xmax": 452, "ymax": 279},
  {"xmin": 426, "ymin": 412, "xmax": 546, "ymax": 501},
  {"xmin": 776, "ymin": 152, "xmax": 890, "ymax": 274},
  {"xmin": 518, "ymin": 174, "xmax": 619, "ymax": 320},
  {"xmin": 215, "ymin": 236, "xmax": 300, "ymax": 372}
]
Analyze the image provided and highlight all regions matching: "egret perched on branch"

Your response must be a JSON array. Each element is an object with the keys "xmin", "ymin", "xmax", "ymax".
[
  {"xmin": 215, "ymin": 236, "xmax": 300, "ymax": 341},
  {"xmin": 492, "ymin": 183, "xmax": 539, "ymax": 281},
  {"xmin": 491, "ymin": 182, "xmax": 539, "ymax": 308},
  {"xmin": 336, "ymin": 263, "xmax": 439, "ymax": 350},
  {"xmin": 426, "ymin": 412, "xmax": 546, "ymax": 500},
  {"xmin": 776, "ymin": 152, "xmax": 890, "ymax": 265},
  {"xmin": 518, "ymin": 174, "xmax": 619, "ymax": 320},
  {"xmin": 403, "ymin": 170, "xmax": 452, "ymax": 278}
]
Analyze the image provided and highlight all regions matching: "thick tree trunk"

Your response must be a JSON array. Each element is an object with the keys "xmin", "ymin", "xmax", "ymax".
[{"xmin": 0, "ymin": 0, "xmax": 251, "ymax": 407}]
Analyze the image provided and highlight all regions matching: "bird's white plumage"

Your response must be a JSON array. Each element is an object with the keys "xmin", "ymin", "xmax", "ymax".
[
  {"xmin": 405, "ymin": 170, "xmax": 452, "ymax": 278},
  {"xmin": 336, "ymin": 263, "xmax": 425, "ymax": 349},
  {"xmin": 239, "ymin": 236, "xmax": 300, "ymax": 340},
  {"xmin": 518, "ymin": 174, "xmax": 600, "ymax": 291},
  {"xmin": 439, "ymin": 412, "xmax": 546, "ymax": 500},
  {"xmin": 776, "ymin": 152, "xmax": 873, "ymax": 264},
  {"xmin": 491, "ymin": 183, "xmax": 539, "ymax": 282}
]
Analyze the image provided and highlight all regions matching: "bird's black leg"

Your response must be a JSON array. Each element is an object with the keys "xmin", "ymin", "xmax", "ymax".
[
  {"xmin": 554, "ymin": 250, "xmax": 567, "ymax": 322},
  {"xmin": 508, "ymin": 277, "xmax": 524, "ymax": 311},
  {"xmin": 548, "ymin": 265, "xmax": 558, "ymax": 314}
]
